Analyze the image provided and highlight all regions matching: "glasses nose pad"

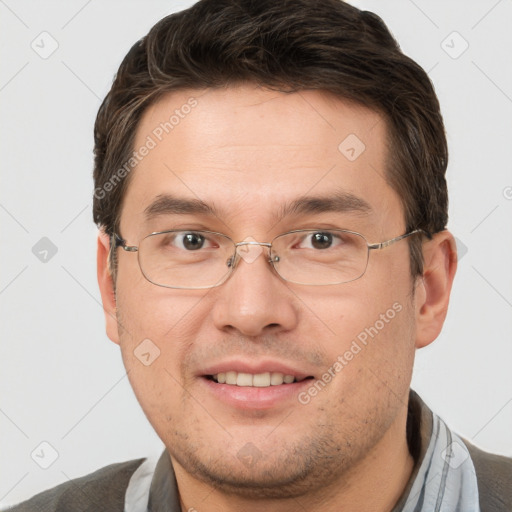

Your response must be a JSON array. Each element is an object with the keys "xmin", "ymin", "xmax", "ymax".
[
  {"xmin": 226, "ymin": 252, "xmax": 238, "ymax": 269},
  {"xmin": 269, "ymin": 250, "xmax": 280, "ymax": 266}
]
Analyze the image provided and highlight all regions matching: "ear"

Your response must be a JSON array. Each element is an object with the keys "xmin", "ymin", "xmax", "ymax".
[
  {"xmin": 97, "ymin": 230, "xmax": 120, "ymax": 344},
  {"xmin": 414, "ymin": 230, "xmax": 458, "ymax": 349}
]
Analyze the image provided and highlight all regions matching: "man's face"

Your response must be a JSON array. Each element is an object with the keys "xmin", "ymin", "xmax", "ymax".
[{"xmin": 111, "ymin": 86, "xmax": 419, "ymax": 497}]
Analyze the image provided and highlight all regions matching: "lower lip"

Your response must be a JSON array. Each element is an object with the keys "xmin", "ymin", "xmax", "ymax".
[{"xmin": 200, "ymin": 377, "xmax": 312, "ymax": 410}]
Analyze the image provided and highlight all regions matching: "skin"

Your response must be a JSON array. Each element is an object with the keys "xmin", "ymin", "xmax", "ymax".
[{"xmin": 97, "ymin": 85, "xmax": 457, "ymax": 512}]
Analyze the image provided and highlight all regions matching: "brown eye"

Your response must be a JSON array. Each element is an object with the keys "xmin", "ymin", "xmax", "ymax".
[
  {"xmin": 310, "ymin": 232, "xmax": 333, "ymax": 249},
  {"xmin": 181, "ymin": 232, "xmax": 205, "ymax": 250}
]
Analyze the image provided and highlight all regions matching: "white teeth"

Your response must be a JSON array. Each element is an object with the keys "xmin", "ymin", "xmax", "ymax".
[
  {"xmin": 270, "ymin": 372, "xmax": 285, "ymax": 385},
  {"xmin": 252, "ymin": 372, "xmax": 271, "ymax": 387},
  {"xmin": 212, "ymin": 371, "xmax": 298, "ymax": 387},
  {"xmin": 236, "ymin": 372, "xmax": 253, "ymax": 387},
  {"xmin": 225, "ymin": 371, "xmax": 237, "ymax": 385}
]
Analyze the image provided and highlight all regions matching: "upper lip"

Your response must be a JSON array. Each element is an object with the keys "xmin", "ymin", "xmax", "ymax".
[{"xmin": 199, "ymin": 359, "xmax": 314, "ymax": 380}]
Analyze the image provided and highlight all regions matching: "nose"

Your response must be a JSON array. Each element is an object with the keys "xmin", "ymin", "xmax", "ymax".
[{"xmin": 211, "ymin": 243, "xmax": 299, "ymax": 337}]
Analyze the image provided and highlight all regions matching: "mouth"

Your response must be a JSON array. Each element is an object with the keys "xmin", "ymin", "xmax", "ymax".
[
  {"xmin": 199, "ymin": 361, "xmax": 317, "ymax": 409},
  {"xmin": 207, "ymin": 371, "xmax": 313, "ymax": 387}
]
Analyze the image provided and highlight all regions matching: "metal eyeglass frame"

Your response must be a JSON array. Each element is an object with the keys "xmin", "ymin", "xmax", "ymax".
[{"xmin": 112, "ymin": 228, "xmax": 430, "ymax": 289}]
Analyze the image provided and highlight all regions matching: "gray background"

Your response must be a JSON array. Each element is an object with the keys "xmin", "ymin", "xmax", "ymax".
[{"xmin": 1, "ymin": 0, "xmax": 511, "ymax": 507}]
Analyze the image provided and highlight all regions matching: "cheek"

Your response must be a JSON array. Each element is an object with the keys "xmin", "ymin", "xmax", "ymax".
[
  {"xmin": 309, "ymin": 279, "xmax": 416, "ymax": 383},
  {"xmin": 115, "ymin": 270, "xmax": 207, "ymax": 341},
  {"xmin": 113, "ymin": 284, "xmax": 205, "ymax": 401},
  {"xmin": 114, "ymin": 300, "xmax": 198, "ymax": 433}
]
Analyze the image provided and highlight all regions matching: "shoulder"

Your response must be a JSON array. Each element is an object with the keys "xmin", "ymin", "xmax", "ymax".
[
  {"xmin": 5, "ymin": 458, "xmax": 145, "ymax": 512},
  {"xmin": 464, "ymin": 438, "xmax": 512, "ymax": 512}
]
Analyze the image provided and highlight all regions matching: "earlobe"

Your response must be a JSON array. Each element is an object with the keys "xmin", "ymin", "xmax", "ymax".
[
  {"xmin": 414, "ymin": 230, "xmax": 458, "ymax": 349},
  {"xmin": 97, "ymin": 230, "xmax": 120, "ymax": 344}
]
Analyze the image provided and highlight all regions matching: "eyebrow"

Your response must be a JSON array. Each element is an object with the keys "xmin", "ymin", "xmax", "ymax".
[
  {"xmin": 144, "ymin": 195, "xmax": 217, "ymax": 219},
  {"xmin": 143, "ymin": 191, "xmax": 373, "ymax": 222},
  {"xmin": 281, "ymin": 191, "xmax": 373, "ymax": 218}
]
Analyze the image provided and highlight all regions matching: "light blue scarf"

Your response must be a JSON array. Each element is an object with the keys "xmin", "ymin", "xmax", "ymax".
[{"xmin": 401, "ymin": 412, "xmax": 480, "ymax": 511}]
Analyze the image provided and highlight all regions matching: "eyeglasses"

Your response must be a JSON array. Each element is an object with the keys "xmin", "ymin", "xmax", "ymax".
[{"xmin": 113, "ymin": 228, "xmax": 428, "ymax": 289}]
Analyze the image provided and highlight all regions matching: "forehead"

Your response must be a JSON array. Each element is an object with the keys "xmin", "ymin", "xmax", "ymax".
[{"xmin": 120, "ymin": 86, "xmax": 403, "ymax": 237}]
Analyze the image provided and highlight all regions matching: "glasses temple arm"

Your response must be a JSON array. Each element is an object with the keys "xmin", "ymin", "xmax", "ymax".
[
  {"xmin": 112, "ymin": 233, "xmax": 138, "ymax": 252},
  {"xmin": 368, "ymin": 229, "xmax": 431, "ymax": 251}
]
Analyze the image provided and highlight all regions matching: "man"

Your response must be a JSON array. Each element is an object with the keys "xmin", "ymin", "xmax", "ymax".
[{"xmin": 9, "ymin": 0, "xmax": 511, "ymax": 510}]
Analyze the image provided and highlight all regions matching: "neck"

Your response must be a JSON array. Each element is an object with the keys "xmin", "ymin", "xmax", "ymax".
[{"xmin": 172, "ymin": 408, "xmax": 415, "ymax": 512}]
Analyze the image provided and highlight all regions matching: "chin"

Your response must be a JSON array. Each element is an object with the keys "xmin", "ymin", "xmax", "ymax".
[{"xmin": 168, "ymin": 433, "xmax": 353, "ymax": 500}]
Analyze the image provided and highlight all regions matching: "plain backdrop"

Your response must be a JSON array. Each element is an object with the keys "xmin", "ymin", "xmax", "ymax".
[{"xmin": 1, "ymin": 0, "xmax": 511, "ymax": 507}]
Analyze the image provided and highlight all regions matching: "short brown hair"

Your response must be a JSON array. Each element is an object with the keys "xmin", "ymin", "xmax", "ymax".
[{"xmin": 93, "ymin": 0, "xmax": 448, "ymax": 278}]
